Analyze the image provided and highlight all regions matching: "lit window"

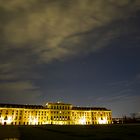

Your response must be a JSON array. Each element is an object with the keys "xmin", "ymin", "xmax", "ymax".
[
  {"xmin": 98, "ymin": 118, "xmax": 108, "ymax": 124},
  {"xmin": 79, "ymin": 117, "xmax": 86, "ymax": 125}
]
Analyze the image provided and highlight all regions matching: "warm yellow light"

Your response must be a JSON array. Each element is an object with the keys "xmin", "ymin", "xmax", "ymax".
[
  {"xmin": 0, "ymin": 117, "xmax": 4, "ymax": 124},
  {"xmin": 58, "ymin": 121, "xmax": 63, "ymax": 125},
  {"xmin": 33, "ymin": 118, "xmax": 38, "ymax": 125},
  {"xmin": 29, "ymin": 117, "xmax": 38, "ymax": 125},
  {"xmin": 7, "ymin": 116, "xmax": 12, "ymax": 124},
  {"xmin": 98, "ymin": 118, "xmax": 108, "ymax": 124},
  {"xmin": 79, "ymin": 117, "xmax": 86, "ymax": 125},
  {"xmin": 0, "ymin": 116, "xmax": 13, "ymax": 125}
]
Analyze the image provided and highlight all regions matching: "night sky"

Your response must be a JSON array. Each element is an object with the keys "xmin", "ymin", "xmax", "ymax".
[{"xmin": 0, "ymin": 0, "xmax": 140, "ymax": 117}]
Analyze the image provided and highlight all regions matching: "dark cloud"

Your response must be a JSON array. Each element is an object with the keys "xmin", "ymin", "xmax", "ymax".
[
  {"xmin": 0, "ymin": 0, "xmax": 140, "ymax": 108},
  {"xmin": 1, "ymin": 0, "xmax": 140, "ymax": 63},
  {"xmin": 0, "ymin": 81, "xmax": 42, "ymax": 104}
]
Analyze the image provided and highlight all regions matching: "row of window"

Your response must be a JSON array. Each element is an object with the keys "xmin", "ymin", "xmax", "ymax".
[
  {"xmin": 0, "ymin": 110, "xmax": 48, "ymax": 114},
  {"xmin": 0, "ymin": 122, "xmax": 44, "ymax": 125},
  {"xmin": 50, "ymin": 111, "xmax": 70, "ymax": 114},
  {"xmin": 51, "ymin": 116, "xmax": 70, "ymax": 120},
  {"xmin": 0, "ymin": 110, "xmax": 111, "ymax": 117},
  {"xmin": 92, "ymin": 112, "xmax": 111, "ymax": 115},
  {"xmin": 49, "ymin": 106, "xmax": 70, "ymax": 110}
]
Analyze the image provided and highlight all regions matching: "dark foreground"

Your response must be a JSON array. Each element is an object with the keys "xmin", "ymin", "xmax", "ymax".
[{"xmin": 0, "ymin": 124, "xmax": 140, "ymax": 140}]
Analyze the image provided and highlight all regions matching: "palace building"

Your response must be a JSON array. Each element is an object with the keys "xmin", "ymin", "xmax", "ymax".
[{"xmin": 0, "ymin": 102, "xmax": 112, "ymax": 125}]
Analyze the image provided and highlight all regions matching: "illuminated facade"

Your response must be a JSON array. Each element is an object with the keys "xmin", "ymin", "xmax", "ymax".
[{"xmin": 0, "ymin": 102, "xmax": 112, "ymax": 125}]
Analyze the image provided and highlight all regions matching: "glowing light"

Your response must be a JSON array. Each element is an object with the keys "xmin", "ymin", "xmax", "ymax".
[
  {"xmin": 29, "ymin": 117, "xmax": 38, "ymax": 125},
  {"xmin": 58, "ymin": 121, "xmax": 63, "ymax": 125},
  {"xmin": 79, "ymin": 117, "xmax": 86, "ymax": 125},
  {"xmin": 7, "ymin": 116, "xmax": 13, "ymax": 124},
  {"xmin": 0, "ymin": 116, "xmax": 13, "ymax": 125},
  {"xmin": 98, "ymin": 118, "xmax": 108, "ymax": 124},
  {"xmin": 0, "ymin": 117, "xmax": 4, "ymax": 124}
]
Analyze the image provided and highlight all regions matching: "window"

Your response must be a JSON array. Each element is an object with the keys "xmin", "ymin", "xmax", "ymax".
[
  {"xmin": 4, "ymin": 116, "xmax": 8, "ymax": 120},
  {"xmin": 51, "ymin": 116, "xmax": 53, "ymax": 120},
  {"xmin": 15, "ymin": 116, "xmax": 17, "ymax": 120}
]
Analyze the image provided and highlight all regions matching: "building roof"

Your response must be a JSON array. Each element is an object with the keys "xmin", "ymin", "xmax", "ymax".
[
  {"xmin": 0, "ymin": 103, "xmax": 110, "ymax": 111},
  {"xmin": 0, "ymin": 103, "xmax": 45, "ymax": 109},
  {"xmin": 72, "ymin": 106, "xmax": 110, "ymax": 111},
  {"xmin": 46, "ymin": 102, "xmax": 72, "ymax": 106}
]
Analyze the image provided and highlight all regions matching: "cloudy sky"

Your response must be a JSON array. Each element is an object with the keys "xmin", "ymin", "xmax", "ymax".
[{"xmin": 0, "ymin": 0, "xmax": 140, "ymax": 117}]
